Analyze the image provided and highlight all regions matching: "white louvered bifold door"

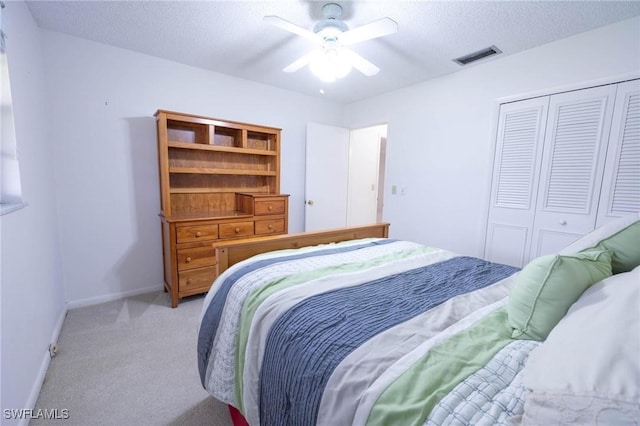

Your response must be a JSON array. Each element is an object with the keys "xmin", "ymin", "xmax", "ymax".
[
  {"xmin": 484, "ymin": 97, "xmax": 549, "ymax": 267},
  {"xmin": 530, "ymin": 84, "xmax": 617, "ymax": 259},
  {"xmin": 596, "ymin": 79, "xmax": 640, "ymax": 227}
]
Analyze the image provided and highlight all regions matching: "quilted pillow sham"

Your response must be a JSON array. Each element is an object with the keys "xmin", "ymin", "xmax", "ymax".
[{"xmin": 508, "ymin": 249, "xmax": 612, "ymax": 341}]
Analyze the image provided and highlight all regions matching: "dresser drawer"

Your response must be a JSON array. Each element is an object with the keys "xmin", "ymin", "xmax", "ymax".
[
  {"xmin": 219, "ymin": 221, "xmax": 254, "ymax": 239},
  {"xmin": 176, "ymin": 224, "xmax": 219, "ymax": 244},
  {"xmin": 254, "ymin": 199, "xmax": 286, "ymax": 215},
  {"xmin": 178, "ymin": 267, "xmax": 216, "ymax": 294},
  {"xmin": 255, "ymin": 218, "xmax": 285, "ymax": 235},
  {"xmin": 177, "ymin": 246, "xmax": 216, "ymax": 271}
]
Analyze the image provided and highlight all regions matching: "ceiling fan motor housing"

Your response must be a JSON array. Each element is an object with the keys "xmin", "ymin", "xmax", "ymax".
[
  {"xmin": 322, "ymin": 3, "xmax": 343, "ymax": 19},
  {"xmin": 314, "ymin": 3, "xmax": 349, "ymax": 38}
]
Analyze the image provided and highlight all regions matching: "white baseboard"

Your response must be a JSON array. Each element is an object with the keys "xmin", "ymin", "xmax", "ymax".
[
  {"xmin": 66, "ymin": 283, "xmax": 164, "ymax": 310},
  {"xmin": 19, "ymin": 305, "xmax": 67, "ymax": 426},
  {"xmin": 19, "ymin": 284, "xmax": 164, "ymax": 426}
]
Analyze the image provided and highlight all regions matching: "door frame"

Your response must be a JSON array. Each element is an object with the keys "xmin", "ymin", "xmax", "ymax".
[{"xmin": 304, "ymin": 122, "xmax": 388, "ymax": 231}]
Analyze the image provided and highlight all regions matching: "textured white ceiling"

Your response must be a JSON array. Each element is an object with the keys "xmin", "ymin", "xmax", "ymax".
[{"xmin": 26, "ymin": 0, "xmax": 640, "ymax": 104}]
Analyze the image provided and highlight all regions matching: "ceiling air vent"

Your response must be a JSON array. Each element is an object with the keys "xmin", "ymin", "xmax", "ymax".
[{"xmin": 453, "ymin": 45, "xmax": 502, "ymax": 66}]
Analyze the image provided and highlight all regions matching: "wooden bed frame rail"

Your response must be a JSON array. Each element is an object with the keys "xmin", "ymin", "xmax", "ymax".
[{"xmin": 213, "ymin": 223, "xmax": 390, "ymax": 276}]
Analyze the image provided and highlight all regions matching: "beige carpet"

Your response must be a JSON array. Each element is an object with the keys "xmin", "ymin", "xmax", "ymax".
[{"xmin": 32, "ymin": 291, "xmax": 233, "ymax": 426}]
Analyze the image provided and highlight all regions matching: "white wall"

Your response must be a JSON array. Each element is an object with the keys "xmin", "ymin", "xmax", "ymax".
[
  {"xmin": 40, "ymin": 30, "xmax": 344, "ymax": 304},
  {"xmin": 347, "ymin": 125, "xmax": 385, "ymax": 226},
  {"xmin": 0, "ymin": 2, "xmax": 66, "ymax": 422},
  {"xmin": 345, "ymin": 16, "xmax": 640, "ymax": 258}
]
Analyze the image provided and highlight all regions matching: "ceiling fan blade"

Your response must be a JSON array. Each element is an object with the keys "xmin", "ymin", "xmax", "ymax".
[
  {"xmin": 283, "ymin": 51, "xmax": 320, "ymax": 73},
  {"xmin": 263, "ymin": 16, "xmax": 321, "ymax": 43},
  {"xmin": 341, "ymin": 17, "xmax": 398, "ymax": 45},
  {"xmin": 343, "ymin": 49, "xmax": 380, "ymax": 76}
]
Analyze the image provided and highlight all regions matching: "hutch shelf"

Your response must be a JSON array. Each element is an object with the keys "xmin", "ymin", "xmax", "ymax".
[{"xmin": 155, "ymin": 110, "xmax": 289, "ymax": 307}]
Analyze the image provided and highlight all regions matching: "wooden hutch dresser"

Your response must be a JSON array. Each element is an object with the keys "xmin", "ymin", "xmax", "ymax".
[{"xmin": 155, "ymin": 110, "xmax": 289, "ymax": 307}]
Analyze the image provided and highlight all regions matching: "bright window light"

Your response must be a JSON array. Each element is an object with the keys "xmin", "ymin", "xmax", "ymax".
[{"xmin": 1, "ymin": 3, "xmax": 25, "ymax": 215}]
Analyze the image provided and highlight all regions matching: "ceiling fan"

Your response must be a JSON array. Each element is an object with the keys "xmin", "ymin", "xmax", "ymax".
[{"xmin": 264, "ymin": 3, "xmax": 398, "ymax": 82}]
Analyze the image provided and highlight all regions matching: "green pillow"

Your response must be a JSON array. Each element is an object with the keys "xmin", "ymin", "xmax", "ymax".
[
  {"xmin": 509, "ymin": 249, "xmax": 613, "ymax": 341},
  {"xmin": 592, "ymin": 221, "xmax": 640, "ymax": 274}
]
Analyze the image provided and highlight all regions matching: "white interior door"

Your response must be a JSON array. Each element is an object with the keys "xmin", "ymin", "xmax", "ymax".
[
  {"xmin": 530, "ymin": 84, "xmax": 617, "ymax": 258},
  {"xmin": 305, "ymin": 122, "xmax": 349, "ymax": 231},
  {"xmin": 596, "ymin": 79, "xmax": 640, "ymax": 227},
  {"xmin": 484, "ymin": 97, "xmax": 549, "ymax": 267},
  {"xmin": 347, "ymin": 126, "xmax": 383, "ymax": 226}
]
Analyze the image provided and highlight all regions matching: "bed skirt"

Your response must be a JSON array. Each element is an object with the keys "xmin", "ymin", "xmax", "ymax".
[{"xmin": 229, "ymin": 405, "xmax": 249, "ymax": 426}]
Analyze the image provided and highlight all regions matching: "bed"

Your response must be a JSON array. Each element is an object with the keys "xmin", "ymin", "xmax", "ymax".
[{"xmin": 197, "ymin": 216, "xmax": 640, "ymax": 426}]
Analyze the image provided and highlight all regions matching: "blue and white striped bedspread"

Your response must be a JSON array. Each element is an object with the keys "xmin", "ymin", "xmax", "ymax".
[{"xmin": 197, "ymin": 238, "xmax": 521, "ymax": 426}]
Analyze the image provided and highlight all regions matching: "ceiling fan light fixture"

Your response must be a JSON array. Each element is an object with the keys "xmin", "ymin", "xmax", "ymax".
[
  {"xmin": 309, "ymin": 48, "xmax": 352, "ymax": 82},
  {"xmin": 265, "ymin": 3, "xmax": 397, "ymax": 81}
]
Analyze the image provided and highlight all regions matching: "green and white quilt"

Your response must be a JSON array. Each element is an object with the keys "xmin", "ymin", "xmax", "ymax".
[{"xmin": 197, "ymin": 238, "xmax": 529, "ymax": 426}]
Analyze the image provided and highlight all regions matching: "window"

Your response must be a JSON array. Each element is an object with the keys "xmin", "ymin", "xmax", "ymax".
[{"xmin": 0, "ymin": 1, "xmax": 25, "ymax": 215}]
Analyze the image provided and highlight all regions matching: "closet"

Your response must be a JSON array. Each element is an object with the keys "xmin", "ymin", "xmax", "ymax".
[{"xmin": 485, "ymin": 79, "xmax": 639, "ymax": 267}]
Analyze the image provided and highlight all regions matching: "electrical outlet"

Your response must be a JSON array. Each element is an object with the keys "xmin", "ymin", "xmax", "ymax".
[{"xmin": 49, "ymin": 343, "xmax": 58, "ymax": 358}]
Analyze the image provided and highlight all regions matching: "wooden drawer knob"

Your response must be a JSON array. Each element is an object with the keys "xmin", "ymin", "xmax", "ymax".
[
  {"xmin": 186, "ymin": 279, "xmax": 192, "ymax": 284},
  {"xmin": 268, "ymin": 205, "xmax": 273, "ymax": 211},
  {"xmin": 268, "ymin": 224, "xmax": 273, "ymax": 230},
  {"xmin": 235, "ymin": 228, "xmax": 240, "ymax": 233},
  {"xmin": 196, "ymin": 231, "xmax": 202, "ymax": 237},
  {"xmin": 186, "ymin": 257, "xmax": 192, "ymax": 263}
]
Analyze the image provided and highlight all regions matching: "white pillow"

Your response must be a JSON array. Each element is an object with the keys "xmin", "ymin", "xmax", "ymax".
[{"xmin": 520, "ymin": 266, "xmax": 640, "ymax": 425}]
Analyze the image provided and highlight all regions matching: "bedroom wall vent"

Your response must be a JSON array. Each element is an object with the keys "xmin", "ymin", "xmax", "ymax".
[{"xmin": 453, "ymin": 45, "xmax": 502, "ymax": 66}]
